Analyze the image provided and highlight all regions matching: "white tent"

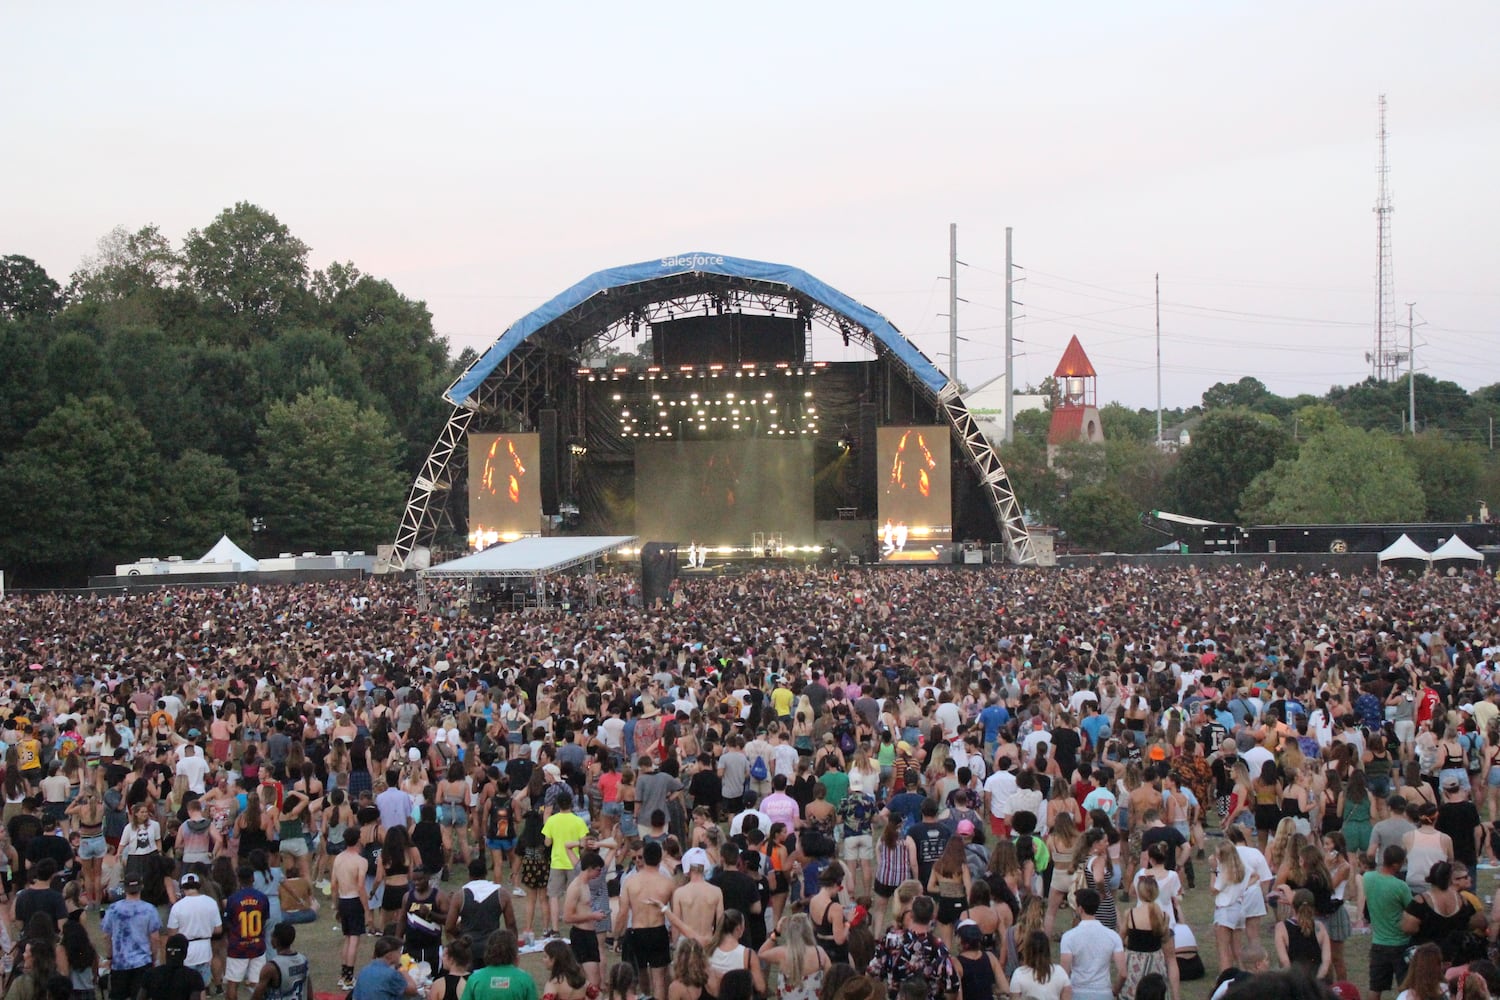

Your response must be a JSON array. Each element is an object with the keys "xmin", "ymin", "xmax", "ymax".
[
  {"xmin": 1377, "ymin": 533, "xmax": 1432, "ymax": 564},
  {"xmin": 1431, "ymin": 534, "xmax": 1485, "ymax": 563},
  {"xmin": 198, "ymin": 535, "xmax": 259, "ymax": 571}
]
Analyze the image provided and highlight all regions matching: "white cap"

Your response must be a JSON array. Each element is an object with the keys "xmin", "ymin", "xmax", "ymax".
[{"xmin": 682, "ymin": 847, "xmax": 711, "ymax": 871}]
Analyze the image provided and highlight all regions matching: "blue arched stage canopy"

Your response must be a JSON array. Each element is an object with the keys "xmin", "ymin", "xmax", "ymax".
[
  {"xmin": 445, "ymin": 252, "xmax": 948, "ymax": 406},
  {"xmin": 393, "ymin": 252, "xmax": 1036, "ymax": 568}
]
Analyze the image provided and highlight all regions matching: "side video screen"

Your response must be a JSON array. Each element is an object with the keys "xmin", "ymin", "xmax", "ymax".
[
  {"xmin": 468, "ymin": 433, "xmax": 541, "ymax": 549},
  {"xmin": 876, "ymin": 426, "xmax": 952, "ymax": 562}
]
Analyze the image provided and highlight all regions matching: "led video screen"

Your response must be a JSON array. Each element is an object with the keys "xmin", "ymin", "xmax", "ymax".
[
  {"xmin": 468, "ymin": 433, "xmax": 542, "ymax": 549},
  {"xmin": 635, "ymin": 439, "xmax": 815, "ymax": 545},
  {"xmin": 876, "ymin": 426, "xmax": 952, "ymax": 562}
]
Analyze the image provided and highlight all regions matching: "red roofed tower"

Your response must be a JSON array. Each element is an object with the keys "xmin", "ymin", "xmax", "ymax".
[{"xmin": 1047, "ymin": 335, "xmax": 1103, "ymax": 462}]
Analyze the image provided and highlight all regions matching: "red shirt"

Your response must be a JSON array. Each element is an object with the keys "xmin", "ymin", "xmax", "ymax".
[{"xmin": 1417, "ymin": 687, "xmax": 1441, "ymax": 724}]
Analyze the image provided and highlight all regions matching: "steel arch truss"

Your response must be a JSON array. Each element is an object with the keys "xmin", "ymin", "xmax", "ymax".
[
  {"xmin": 392, "ymin": 274, "xmax": 1037, "ymax": 569},
  {"xmin": 390, "ymin": 344, "xmax": 563, "ymax": 570}
]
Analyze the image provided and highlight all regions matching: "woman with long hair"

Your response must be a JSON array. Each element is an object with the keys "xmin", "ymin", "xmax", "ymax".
[
  {"xmin": 1396, "ymin": 942, "xmax": 1445, "ymax": 1000},
  {"xmin": 1079, "ymin": 828, "xmax": 1116, "ymax": 933},
  {"xmin": 5, "ymin": 936, "xmax": 58, "ymax": 1000},
  {"xmin": 542, "ymin": 939, "xmax": 597, "ymax": 1000},
  {"xmin": 1007, "ymin": 929, "xmax": 1070, "ymax": 1000},
  {"xmin": 1002, "ymin": 896, "xmax": 1045, "ymax": 982},
  {"xmin": 758, "ymin": 913, "xmax": 831, "ymax": 1000},
  {"xmin": 1118, "ymin": 876, "xmax": 1177, "ymax": 1000},
  {"xmin": 847, "ymin": 745, "xmax": 880, "ymax": 799},
  {"xmin": 872, "ymin": 816, "xmax": 913, "ymax": 936},
  {"xmin": 116, "ymin": 801, "xmax": 162, "ymax": 883},
  {"xmin": 1273, "ymin": 888, "xmax": 1330, "ymax": 980},
  {"xmin": 1338, "ymin": 769, "xmax": 1373, "ymax": 855},
  {"xmin": 959, "ymin": 880, "xmax": 1004, "ymax": 955},
  {"xmin": 1086, "ymin": 809, "xmax": 1123, "ymax": 890},
  {"xmin": 707, "ymin": 910, "xmax": 767, "ymax": 1000},
  {"xmin": 516, "ymin": 808, "xmax": 550, "ymax": 934},
  {"xmin": 61, "ymin": 920, "xmax": 99, "ymax": 1000},
  {"xmin": 667, "ymin": 939, "xmax": 710, "ymax": 1000},
  {"xmin": 767, "ymin": 822, "xmax": 793, "ymax": 924},
  {"xmin": 1252, "ymin": 761, "xmax": 1282, "ymax": 850},
  {"xmin": 66, "ymin": 785, "xmax": 106, "ymax": 909},
  {"xmin": 380, "ymin": 825, "xmax": 421, "ymax": 935},
  {"xmin": 1210, "ymin": 840, "xmax": 1248, "ymax": 973},
  {"xmin": 927, "ymin": 837, "xmax": 972, "ymax": 946},
  {"xmin": 1131, "ymin": 842, "xmax": 1182, "ymax": 928}
]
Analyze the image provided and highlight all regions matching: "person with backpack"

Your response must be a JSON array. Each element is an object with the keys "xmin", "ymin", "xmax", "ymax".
[{"xmin": 484, "ymin": 777, "xmax": 517, "ymax": 886}]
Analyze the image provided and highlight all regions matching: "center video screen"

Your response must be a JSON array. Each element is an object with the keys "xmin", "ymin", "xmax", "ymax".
[
  {"xmin": 467, "ymin": 432, "xmax": 541, "ymax": 549},
  {"xmin": 876, "ymin": 425, "xmax": 952, "ymax": 563},
  {"xmin": 635, "ymin": 439, "xmax": 815, "ymax": 545}
]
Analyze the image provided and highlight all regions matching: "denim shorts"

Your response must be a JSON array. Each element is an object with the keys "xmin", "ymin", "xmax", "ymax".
[{"xmin": 79, "ymin": 835, "xmax": 107, "ymax": 860}]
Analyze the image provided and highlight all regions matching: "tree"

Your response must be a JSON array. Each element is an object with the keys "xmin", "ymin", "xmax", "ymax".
[
  {"xmin": 1059, "ymin": 482, "xmax": 1139, "ymax": 551},
  {"xmin": 182, "ymin": 202, "xmax": 310, "ymax": 332},
  {"xmin": 1292, "ymin": 403, "xmax": 1344, "ymax": 438},
  {"xmin": 315, "ymin": 272, "xmax": 453, "ymax": 470},
  {"xmin": 1403, "ymin": 432, "xmax": 1484, "ymax": 521},
  {"xmin": 0, "ymin": 256, "xmax": 63, "ymax": 319},
  {"xmin": 1099, "ymin": 403, "xmax": 1156, "ymax": 443},
  {"xmin": 106, "ymin": 327, "xmax": 210, "ymax": 459},
  {"xmin": 1202, "ymin": 376, "xmax": 1275, "ymax": 412},
  {"xmin": 43, "ymin": 333, "xmax": 117, "ymax": 409},
  {"xmin": 249, "ymin": 388, "xmax": 406, "ymax": 551},
  {"xmin": 0, "ymin": 395, "xmax": 164, "ymax": 570},
  {"xmin": 68, "ymin": 224, "xmax": 181, "ymax": 302},
  {"xmin": 1168, "ymin": 408, "xmax": 1291, "ymax": 522},
  {"xmin": 1239, "ymin": 425, "xmax": 1425, "ymax": 524},
  {"xmin": 155, "ymin": 449, "xmax": 247, "ymax": 554},
  {"xmin": 1012, "ymin": 407, "xmax": 1052, "ymax": 441}
]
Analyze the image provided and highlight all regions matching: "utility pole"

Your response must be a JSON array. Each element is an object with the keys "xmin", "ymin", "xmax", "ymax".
[
  {"xmin": 1004, "ymin": 227, "xmax": 1015, "ymax": 443},
  {"xmin": 1155, "ymin": 273, "xmax": 1163, "ymax": 445},
  {"xmin": 1407, "ymin": 302, "xmax": 1417, "ymax": 434},
  {"xmin": 949, "ymin": 223, "xmax": 959, "ymax": 386}
]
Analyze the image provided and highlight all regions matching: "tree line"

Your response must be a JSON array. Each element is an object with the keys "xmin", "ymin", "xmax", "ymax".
[
  {"xmin": 4, "ymin": 207, "xmax": 1496, "ymax": 579},
  {"xmin": 1000, "ymin": 374, "xmax": 1500, "ymax": 552},
  {"xmin": 0, "ymin": 203, "xmax": 470, "ymax": 584}
]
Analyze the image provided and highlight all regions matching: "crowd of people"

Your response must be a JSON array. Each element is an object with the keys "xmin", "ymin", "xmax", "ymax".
[{"xmin": 0, "ymin": 562, "xmax": 1496, "ymax": 1000}]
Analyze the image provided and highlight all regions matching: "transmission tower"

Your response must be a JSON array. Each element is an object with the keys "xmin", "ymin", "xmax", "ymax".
[{"xmin": 1369, "ymin": 94, "xmax": 1404, "ymax": 381}]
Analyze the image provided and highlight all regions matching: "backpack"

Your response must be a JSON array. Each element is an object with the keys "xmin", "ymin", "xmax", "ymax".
[
  {"xmin": 1464, "ymin": 732, "xmax": 1484, "ymax": 773},
  {"xmin": 837, "ymin": 723, "xmax": 856, "ymax": 756},
  {"xmin": 750, "ymin": 755, "xmax": 769, "ymax": 782},
  {"xmin": 488, "ymin": 794, "xmax": 513, "ymax": 841}
]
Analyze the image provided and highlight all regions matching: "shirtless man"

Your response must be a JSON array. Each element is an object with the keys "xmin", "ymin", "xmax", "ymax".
[
  {"xmin": 614, "ymin": 841, "xmax": 676, "ymax": 1000},
  {"xmin": 1124, "ymin": 770, "xmax": 1162, "ymax": 890},
  {"xmin": 330, "ymin": 827, "xmax": 370, "ymax": 992},
  {"xmin": 669, "ymin": 852, "xmax": 724, "ymax": 946},
  {"xmin": 562, "ymin": 852, "xmax": 609, "ymax": 990}
]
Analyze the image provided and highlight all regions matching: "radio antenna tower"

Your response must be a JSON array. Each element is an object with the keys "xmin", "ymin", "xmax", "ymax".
[{"xmin": 1369, "ymin": 94, "xmax": 1402, "ymax": 381}]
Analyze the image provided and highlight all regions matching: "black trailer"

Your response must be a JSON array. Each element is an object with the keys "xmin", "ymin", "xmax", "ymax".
[{"xmin": 1144, "ymin": 510, "xmax": 1500, "ymax": 555}]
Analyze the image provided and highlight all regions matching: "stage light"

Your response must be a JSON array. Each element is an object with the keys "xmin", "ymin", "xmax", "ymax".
[
  {"xmin": 804, "ymin": 391, "xmax": 813, "ymax": 398},
  {"xmin": 612, "ymin": 394, "xmax": 621, "ymax": 401},
  {"xmin": 699, "ymin": 424, "xmax": 706, "ymax": 431},
  {"xmin": 807, "ymin": 406, "xmax": 816, "ymax": 413},
  {"xmin": 651, "ymin": 394, "xmax": 660, "ymax": 401},
  {"xmin": 588, "ymin": 376, "xmax": 596, "ymax": 382}
]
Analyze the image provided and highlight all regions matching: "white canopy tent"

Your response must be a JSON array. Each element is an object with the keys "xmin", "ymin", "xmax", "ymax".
[
  {"xmin": 198, "ymin": 535, "xmax": 259, "ymax": 571},
  {"xmin": 1377, "ymin": 533, "xmax": 1432, "ymax": 564},
  {"xmin": 420, "ymin": 535, "xmax": 636, "ymax": 580},
  {"xmin": 1431, "ymin": 535, "xmax": 1485, "ymax": 563}
]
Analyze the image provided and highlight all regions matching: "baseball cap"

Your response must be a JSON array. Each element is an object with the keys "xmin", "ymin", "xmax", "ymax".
[
  {"xmin": 187, "ymin": 728, "xmax": 201, "ymax": 738},
  {"xmin": 956, "ymin": 820, "xmax": 975, "ymax": 836},
  {"xmin": 123, "ymin": 875, "xmax": 144, "ymax": 892},
  {"xmin": 956, "ymin": 920, "xmax": 984, "ymax": 944},
  {"xmin": 1460, "ymin": 703, "xmax": 1476, "ymax": 714},
  {"xmin": 165, "ymin": 934, "xmax": 189, "ymax": 961},
  {"xmin": 1443, "ymin": 776, "xmax": 1463, "ymax": 792},
  {"xmin": 896, "ymin": 741, "xmax": 912, "ymax": 753},
  {"xmin": 682, "ymin": 847, "xmax": 711, "ymax": 870},
  {"xmin": 1148, "ymin": 746, "xmax": 1167, "ymax": 761},
  {"xmin": 180, "ymin": 872, "xmax": 202, "ymax": 889}
]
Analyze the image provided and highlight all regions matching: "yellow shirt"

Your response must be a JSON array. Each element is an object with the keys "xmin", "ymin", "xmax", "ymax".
[
  {"xmin": 771, "ymin": 687, "xmax": 794, "ymax": 717},
  {"xmin": 540, "ymin": 811, "xmax": 589, "ymax": 870}
]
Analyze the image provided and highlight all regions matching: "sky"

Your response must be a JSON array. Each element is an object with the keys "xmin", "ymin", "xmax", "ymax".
[{"xmin": 5, "ymin": 2, "xmax": 1498, "ymax": 412}]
